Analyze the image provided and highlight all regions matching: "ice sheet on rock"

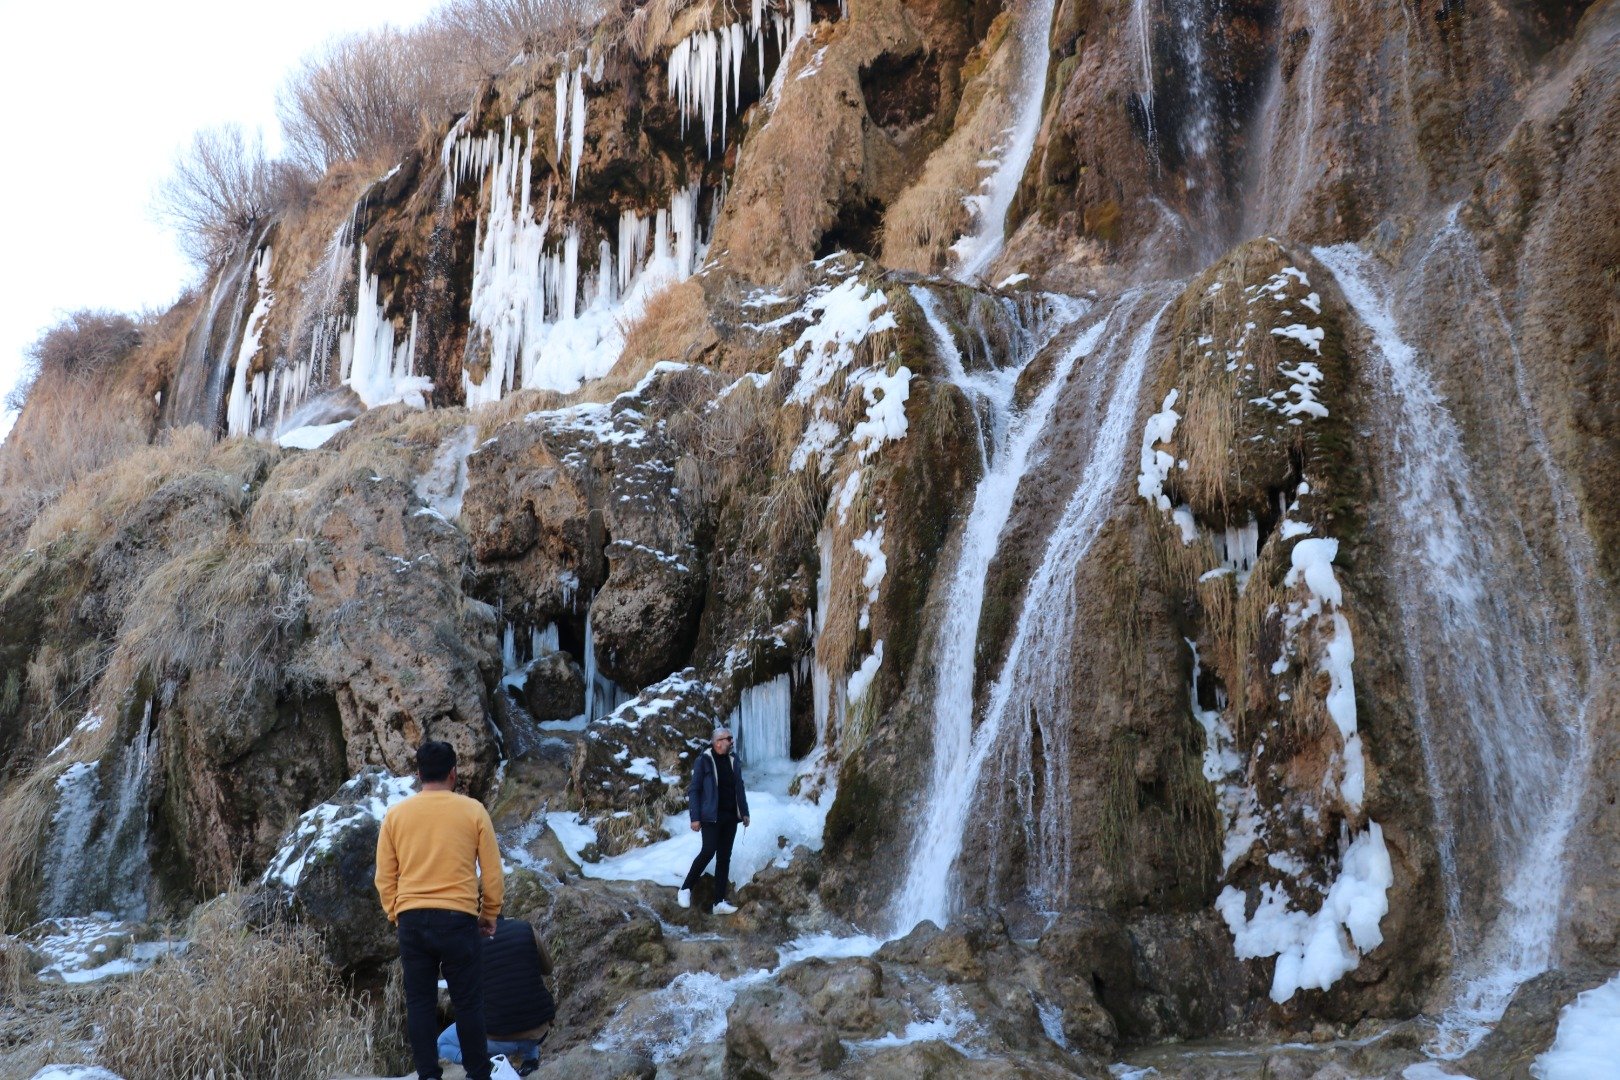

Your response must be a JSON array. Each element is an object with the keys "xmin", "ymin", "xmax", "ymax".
[
  {"xmin": 261, "ymin": 769, "xmax": 417, "ymax": 889},
  {"xmin": 1531, "ymin": 973, "xmax": 1620, "ymax": 1080},
  {"xmin": 277, "ymin": 420, "xmax": 353, "ymax": 449},
  {"xmin": 415, "ymin": 424, "xmax": 478, "ymax": 520}
]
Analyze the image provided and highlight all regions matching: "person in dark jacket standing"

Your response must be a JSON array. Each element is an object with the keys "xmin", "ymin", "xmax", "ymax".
[
  {"xmin": 437, "ymin": 916, "xmax": 556, "ymax": 1077},
  {"xmin": 678, "ymin": 725, "xmax": 751, "ymax": 914}
]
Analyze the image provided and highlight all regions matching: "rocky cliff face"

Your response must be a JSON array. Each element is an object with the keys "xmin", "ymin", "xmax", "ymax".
[{"xmin": 3, "ymin": 0, "xmax": 1619, "ymax": 1073}]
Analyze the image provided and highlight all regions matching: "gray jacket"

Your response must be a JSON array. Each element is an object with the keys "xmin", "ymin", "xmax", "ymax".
[{"xmin": 687, "ymin": 748, "xmax": 750, "ymax": 823}]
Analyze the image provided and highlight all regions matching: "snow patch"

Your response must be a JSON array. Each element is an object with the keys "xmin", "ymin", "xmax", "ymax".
[
  {"xmin": 1216, "ymin": 824, "xmax": 1394, "ymax": 1002},
  {"xmin": 1532, "ymin": 973, "xmax": 1620, "ymax": 1080},
  {"xmin": 1137, "ymin": 389, "xmax": 1181, "ymax": 511}
]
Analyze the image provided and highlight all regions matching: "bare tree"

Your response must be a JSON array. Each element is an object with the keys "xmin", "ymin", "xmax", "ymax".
[
  {"xmin": 156, "ymin": 125, "xmax": 291, "ymax": 268},
  {"xmin": 431, "ymin": 0, "xmax": 603, "ymax": 72},
  {"xmin": 278, "ymin": 27, "xmax": 464, "ymax": 174}
]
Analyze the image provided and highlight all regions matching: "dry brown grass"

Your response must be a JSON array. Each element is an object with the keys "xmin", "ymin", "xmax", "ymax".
[
  {"xmin": 623, "ymin": 0, "xmax": 697, "ymax": 58},
  {"xmin": 24, "ymin": 426, "xmax": 215, "ymax": 553},
  {"xmin": 0, "ymin": 768, "xmax": 70, "ymax": 930},
  {"xmin": 470, "ymin": 386, "xmax": 570, "ymax": 440},
  {"xmin": 0, "ymin": 931, "xmax": 33, "ymax": 1003},
  {"xmin": 0, "ymin": 386, "xmax": 155, "ymax": 547},
  {"xmin": 878, "ymin": 14, "xmax": 1018, "ymax": 275},
  {"xmin": 100, "ymin": 891, "xmax": 379, "ymax": 1080},
  {"xmin": 611, "ymin": 279, "xmax": 716, "ymax": 391},
  {"xmin": 108, "ymin": 535, "xmax": 307, "ymax": 702}
]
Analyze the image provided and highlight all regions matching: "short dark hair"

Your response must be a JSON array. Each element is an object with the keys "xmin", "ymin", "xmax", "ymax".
[{"xmin": 416, "ymin": 740, "xmax": 457, "ymax": 782}]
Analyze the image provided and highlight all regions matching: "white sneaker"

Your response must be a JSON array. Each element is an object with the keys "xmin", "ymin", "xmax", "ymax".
[
  {"xmin": 677, "ymin": 888, "xmax": 691, "ymax": 909},
  {"xmin": 712, "ymin": 900, "xmax": 738, "ymax": 915}
]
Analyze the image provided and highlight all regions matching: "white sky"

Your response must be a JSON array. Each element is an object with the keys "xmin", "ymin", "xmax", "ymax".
[{"xmin": 0, "ymin": 0, "xmax": 444, "ymax": 434}]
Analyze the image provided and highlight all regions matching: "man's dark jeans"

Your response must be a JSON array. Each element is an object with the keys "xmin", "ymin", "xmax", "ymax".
[
  {"xmin": 681, "ymin": 818, "xmax": 740, "ymax": 902},
  {"xmin": 398, "ymin": 908, "xmax": 490, "ymax": 1080}
]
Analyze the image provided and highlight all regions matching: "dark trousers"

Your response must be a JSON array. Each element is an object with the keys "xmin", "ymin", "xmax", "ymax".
[
  {"xmin": 681, "ymin": 819, "xmax": 739, "ymax": 901},
  {"xmin": 398, "ymin": 908, "xmax": 490, "ymax": 1080}
]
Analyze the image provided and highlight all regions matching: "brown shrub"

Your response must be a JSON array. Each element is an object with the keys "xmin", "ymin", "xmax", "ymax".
[
  {"xmin": 6, "ymin": 311, "xmax": 141, "ymax": 412},
  {"xmin": 99, "ymin": 892, "xmax": 379, "ymax": 1079}
]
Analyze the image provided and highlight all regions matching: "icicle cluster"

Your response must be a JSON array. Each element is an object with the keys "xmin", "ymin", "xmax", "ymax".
[
  {"xmin": 666, "ymin": 0, "xmax": 815, "ymax": 152},
  {"xmin": 554, "ymin": 63, "xmax": 588, "ymax": 193},
  {"xmin": 341, "ymin": 244, "xmax": 431, "ymax": 409},
  {"xmin": 464, "ymin": 118, "xmax": 714, "ymax": 404},
  {"xmin": 225, "ymin": 248, "xmax": 276, "ymax": 437},
  {"xmin": 445, "ymin": 59, "xmax": 593, "ymax": 200}
]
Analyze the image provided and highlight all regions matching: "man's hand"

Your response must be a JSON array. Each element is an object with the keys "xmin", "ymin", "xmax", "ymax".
[
  {"xmin": 479, "ymin": 915, "xmax": 498, "ymax": 938},
  {"xmin": 690, "ymin": 821, "xmax": 702, "ymax": 832},
  {"xmin": 742, "ymin": 817, "xmax": 750, "ymax": 827}
]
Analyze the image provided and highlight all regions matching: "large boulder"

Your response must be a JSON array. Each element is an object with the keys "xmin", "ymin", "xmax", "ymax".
[
  {"xmin": 257, "ymin": 768, "xmax": 415, "ymax": 975},
  {"xmin": 523, "ymin": 651, "xmax": 586, "ymax": 722},
  {"xmin": 725, "ymin": 982, "xmax": 847, "ymax": 1078}
]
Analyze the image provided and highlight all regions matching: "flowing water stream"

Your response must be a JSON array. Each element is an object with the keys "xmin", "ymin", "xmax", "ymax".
[
  {"xmin": 951, "ymin": 0, "xmax": 1058, "ymax": 280},
  {"xmin": 1313, "ymin": 241, "xmax": 1597, "ymax": 1056},
  {"xmin": 892, "ymin": 287, "xmax": 1174, "ymax": 932}
]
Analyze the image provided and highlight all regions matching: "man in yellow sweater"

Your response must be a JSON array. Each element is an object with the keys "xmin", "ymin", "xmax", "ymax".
[{"xmin": 375, "ymin": 740, "xmax": 504, "ymax": 1080}]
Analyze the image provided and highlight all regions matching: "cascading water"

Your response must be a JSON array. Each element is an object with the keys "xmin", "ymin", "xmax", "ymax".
[
  {"xmin": 1313, "ymin": 241, "xmax": 1598, "ymax": 1055},
  {"xmin": 166, "ymin": 235, "xmax": 263, "ymax": 431},
  {"xmin": 951, "ymin": 0, "xmax": 1058, "ymax": 280},
  {"xmin": 43, "ymin": 705, "xmax": 156, "ymax": 920},
  {"xmin": 1245, "ymin": 0, "xmax": 1330, "ymax": 236},
  {"xmin": 891, "ymin": 289, "xmax": 1173, "ymax": 933}
]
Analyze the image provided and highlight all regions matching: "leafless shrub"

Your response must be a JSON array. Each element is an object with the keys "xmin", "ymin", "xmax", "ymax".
[
  {"xmin": 156, "ymin": 124, "xmax": 299, "ymax": 268},
  {"xmin": 279, "ymin": 28, "xmax": 463, "ymax": 174},
  {"xmin": 433, "ymin": 0, "xmax": 603, "ymax": 70},
  {"xmin": 5, "ymin": 310, "xmax": 142, "ymax": 412},
  {"xmin": 100, "ymin": 891, "xmax": 379, "ymax": 1079}
]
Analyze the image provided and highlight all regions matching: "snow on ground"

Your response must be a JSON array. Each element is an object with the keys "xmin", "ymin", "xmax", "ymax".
[
  {"xmin": 25, "ymin": 915, "xmax": 185, "ymax": 985},
  {"xmin": 29, "ymin": 1067, "xmax": 128, "ymax": 1080},
  {"xmin": 1531, "ymin": 972, "xmax": 1620, "ymax": 1079},
  {"xmin": 546, "ymin": 788, "xmax": 829, "ymax": 891}
]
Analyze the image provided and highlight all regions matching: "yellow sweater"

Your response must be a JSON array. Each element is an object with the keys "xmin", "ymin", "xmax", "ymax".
[{"xmin": 374, "ymin": 790, "xmax": 504, "ymax": 922}]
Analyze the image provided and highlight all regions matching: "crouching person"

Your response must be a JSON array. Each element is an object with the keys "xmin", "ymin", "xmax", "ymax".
[{"xmin": 438, "ymin": 916, "xmax": 557, "ymax": 1077}]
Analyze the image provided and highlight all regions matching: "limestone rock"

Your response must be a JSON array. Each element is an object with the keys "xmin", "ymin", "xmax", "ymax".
[
  {"xmin": 522, "ymin": 651, "xmax": 586, "ymax": 722},
  {"xmin": 726, "ymin": 982, "xmax": 847, "ymax": 1078}
]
